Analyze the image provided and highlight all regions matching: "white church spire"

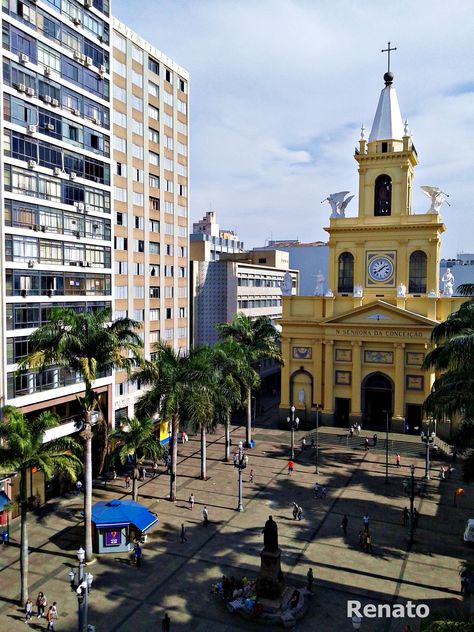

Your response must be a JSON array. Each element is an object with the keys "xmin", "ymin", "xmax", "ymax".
[{"xmin": 368, "ymin": 72, "xmax": 405, "ymax": 142}]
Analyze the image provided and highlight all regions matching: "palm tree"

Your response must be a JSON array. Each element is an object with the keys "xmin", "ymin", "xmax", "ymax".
[
  {"xmin": 216, "ymin": 313, "xmax": 282, "ymax": 446},
  {"xmin": 134, "ymin": 343, "xmax": 216, "ymax": 500},
  {"xmin": 110, "ymin": 417, "xmax": 163, "ymax": 501},
  {"xmin": 423, "ymin": 285, "xmax": 474, "ymax": 480},
  {"xmin": 0, "ymin": 406, "xmax": 81, "ymax": 604},
  {"xmin": 19, "ymin": 307, "xmax": 143, "ymax": 562},
  {"xmin": 211, "ymin": 341, "xmax": 256, "ymax": 461}
]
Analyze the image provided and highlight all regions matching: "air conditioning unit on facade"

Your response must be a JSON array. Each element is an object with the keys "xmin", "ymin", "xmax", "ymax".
[
  {"xmin": 76, "ymin": 202, "xmax": 85, "ymax": 211},
  {"xmin": 44, "ymin": 66, "xmax": 51, "ymax": 76},
  {"xmin": 99, "ymin": 65, "xmax": 106, "ymax": 75},
  {"xmin": 70, "ymin": 261, "xmax": 78, "ymax": 266},
  {"xmin": 41, "ymin": 94, "xmax": 52, "ymax": 104},
  {"xmin": 69, "ymin": 172, "xmax": 77, "ymax": 180},
  {"xmin": 46, "ymin": 123, "xmax": 56, "ymax": 132},
  {"xmin": 79, "ymin": 261, "xmax": 87, "ymax": 267},
  {"xmin": 85, "ymin": 57, "xmax": 92, "ymax": 67},
  {"xmin": 92, "ymin": 117, "xmax": 99, "ymax": 125},
  {"xmin": 85, "ymin": 0, "xmax": 93, "ymax": 8},
  {"xmin": 73, "ymin": 108, "xmax": 81, "ymax": 117},
  {"xmin": 26, "ymin": 87, "xmax": 35, "ymax": 97},
  {"xmin": 19, "ymin": 53, "xmax": 29, "ymax": 64},
  {"xmin": 85, "ymin": 205, "xmax": 92, "ymax": 213},
  {"xmin": 53, "ymin": 166, "xmax": 62, "ymax": 175},
  {"xmin": 28, "ymin": 260, "xmax": 35, "ymax": 268},
  {"xmin": 17, "ymin": 83, "xmax": 26, "ymax": 93},
  {"xmin": 74, "ymin": 51, "xmax": 82, "ymax": 61},
  {"xmin": 72, "ymin": 17, "xmax": 81, "ymax": 25},
  {"xmin": 51, "ymin": 98, "xmax": 59, "ymax": 107},
  {"xmin": 27, "ymin": 124, "xmax": 36, "ymax": 134},
  {"xmin": 28, "ymin": 159, "xmax": 37, "ymax": 169}
]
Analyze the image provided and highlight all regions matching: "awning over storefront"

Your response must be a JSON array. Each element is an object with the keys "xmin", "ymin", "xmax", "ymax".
[{"xmin": 92, "ymin": 499, "xmax": 158, "ymax": 533}]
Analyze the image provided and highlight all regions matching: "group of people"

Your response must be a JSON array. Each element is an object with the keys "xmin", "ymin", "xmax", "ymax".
[
  {"xmin": 313, "ymin": 483, "xmax": 327, "ymax": 498},
  {"xmin": 292, "ymin": 501, "xmax": 303, "ymax": 520},
  {"xmin": 24, "ymin": 593, "xmax": 58, "ymax": 629},
  {"xmin": 402, "ymin": 507, "xmax": 419, "ymax": 528},
  {"xmin": 358, "ymin": 517, "xmax": 373, "ymax": 554},
  {"xmin": 440, "ymin": 465, "xmax": 455, "ymax": 479}
]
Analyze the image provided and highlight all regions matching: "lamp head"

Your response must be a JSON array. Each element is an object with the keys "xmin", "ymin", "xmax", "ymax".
[
  {"xmin": 290, "ymin": 405, "xmax": 295, "ymax": 413},
  {"xmin": 68, "ymin": 569, "xmax": 75, "ymax": 583},
  {"xmin": 295, "ymin": 418, "xmax": 299, "ymax": 428},
  {"xmin": 238, "ymin": 440, "xmax": 243, "ymax": 449},
  {"xmin": 77, "ymin": 546, "xmax": 85, "ymax": 563},
  {"xmin": 86, "ymin": 572, "xmax": 93, "ymax": 587}
]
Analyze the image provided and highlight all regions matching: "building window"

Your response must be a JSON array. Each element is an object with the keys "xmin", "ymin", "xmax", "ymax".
[
  {"xmin": 132, "ymin": 144, "xmax": 143, "ymax": 159},
  {"xmin": 149, "ymin": 309, "xmax": 160, "ymax": 320},
  {"xmin": 149, "ymin": 175, "xmax": 160, "ymax": 188},
  {"xmin": 164, "ymin": 287, "xmax": 173, "ymax": 298},
  {"xmin": 179, "ymin": 307, "xmax": 186, "ymax": 318},
  {"xmin": 337, "ymin": 252, "xmax": 354, "ymax": 293},
  {"xmin": 132, "ymin": 45, "xmax": 143, "ymax": 64},
  {"xmin": 132, "ymin": 119, "xmax": 144, "ymax": 135},
  {"xmin": 374, "ymin": 174, "xmax": 392, "ymax": 216},
  {"xmin": 132, "ymin": 70, "xmax": 143, "ymax": 88},
  {"xmin": 165, "ymin": 68, "xmax": 172, "ymax": 84},
  {"xmin": 149, "ymin": 241, "xmax": 160, "ymax": 254},
  {"xmin": 408, "ymin": 251, "xmax": 427, "ymax": 294},
  {"xmin": 165, "ymin": 308, "xmax": 173, "ymax": 319},
  {"xmin": 150, "ymin": 152, "xmax": 160, "ymax": 167},
  {"xmin": 134, "ymin": 216, "xmax": 144, "ymax": 230},
  {"xmin": 149, "ymin": 128, "xmax": 159, "ymax": 144},
  {"xmin": 116, "ymin": 212, "xmax": 127, "ymax": 226},
  {"xmin": 148, "ymin": 57, "xmax": 159, "ymax": 75},
  {"xmin": 134, "ymin": 285, "xmax": 145, "ymax": 298},
  {"xmin": 149, "ymin": 220, "xmax": 160, "ymax": 234},
  {"xmin": 115, "ymin": 162, "xmax": 126, "ymax": 177},
  {"xmin": 149, "ymin": 81, "xmax": 159, "ymax": 98},
  {"xmin": 132, "ymin": 192, "xmax": 144, "ymax": 206},
  {"xmin": 149, "ymin": 105, "xmax": 159, "ymax": 121}
]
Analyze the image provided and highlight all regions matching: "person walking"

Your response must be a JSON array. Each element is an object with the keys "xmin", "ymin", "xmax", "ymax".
[
  {"xmin": 413, "ymin": 508, "xmax": 419, "ymax": 529},
  {"xmin": 363, "ymin": 514, "xmax": 369, "ymax": 530},
  {"xmin": 349, "ymin": 426, "xmax": 354, "ymax": 438},
  {"xmin": 310, "ymin": 436, "xmax": 315, "ymax": 449},
  {"xmin": 366, "ymin": 532, "xmax": 373, "ymax": 553},
  {"xmin": 24, "ymin": 597, "xmax": 33, "ymax": 622},
  {"xmin": 341, "ymin": 514, "xmax": 348, "ymax": 535},
  {"xmin": 141, "ymin": 466, "xmax": 147, "ymax": 480},
  {"xmin": 46, "ymin": 602, "xmax": 57, "ymax": 631},
  {"xmin": 135, "ymin": 543, "xmax": 143, "ymax": 567},
  {"xmin": 203, "ymin": 506, "xmax": 209, "ymax": 526},
  {"xmin": 152, "ymin": 462, "xmax": 158, "ymax": 477},
  {"xmin": 292, "ymin": 502, "xmax": 299, "ymax": 520},
  {"xmin": 297, "ymin": 506, "xmax": 303, "ymax": 521},
  {"xmin": 75, "ymin": 480, "xmax": 82, "ymax": 495},
  {"xmin": 313, "ymin": 482, "xmax": 320, "ymax": 498},
  {"xmin": 189, "ymin": 493, "xmax": 195, "ymax": 510},
  {"xmin": 364, "ymin": 438, "xmax": 369, "ymax": 451},
  {"xmin": 320, "ymin": 486, "xmax": 327, "ymax": 498},
  {"xmin": 373, "ymin": 433, "xmax": 377, "ymax": 447},
  {"xmin": 301, "ymin": 437, "xmax": 306, "ymax": 451},
  {"xmin": 124, "ymin": 474, "xmax": 131, "ymax": 489},
  {"xmin": 181, "ymin": 523, "xmax": 187, "ymax": 543},
  {"xmin": 36, "ymin": 591, "xmax": 47, "ymax": 618},
  {"xmin": 249, "ymin": 469, "xmax": 254, "ymax": 483},
  {"xmin": 287, "ymin": 460, "xmax": 294, "ymax": 475},
  {"xmin": 306, "ymin": 568, "xmax": 314, "ymax": 591},
  {"xmin": 402, "ymin": 507, "xmax": 409, "ymax": 527},
  {"xmin": 162, "ymin": 612, "xmax": 171, "ymax": 632},
  {"xmin": 396, "ymin": 453, "xmax": 401, "ymax": 468}
]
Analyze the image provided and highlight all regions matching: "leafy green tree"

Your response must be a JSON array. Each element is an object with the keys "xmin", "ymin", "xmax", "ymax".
[
  {"xmin": 0, "ymin": 406, "xmax": 81, "ymax": 604},
  {"xmin": 217, "ymin": 313, "xmax": 282, "ymax": 446},
  {"xmin": 134, "ymin": 343, "xmax": 215, "ymax": 500},
  {"xmin": 110, "ymin": 417, "xmax": 163, "ymax": 501},
  {"xmin": 19, "ymin": 307, "xmax": 142, "ymax": 561},
  {"xmin": 423, "ymin": 285, "xmax": 474, "ymax": 480}
]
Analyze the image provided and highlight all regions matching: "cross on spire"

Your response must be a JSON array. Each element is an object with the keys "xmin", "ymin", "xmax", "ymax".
[{"xmin": 381, "ymin": 41, "xmax": 397, "ymax": 73}]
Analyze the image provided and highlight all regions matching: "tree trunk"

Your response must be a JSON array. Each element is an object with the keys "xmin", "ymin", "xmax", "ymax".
[
  {"xmin": 170, "ymin": 413, "xmax": 179, "ymax": 501},
  {"xmin": 133, "ymin": 465, "xmax": 139, "ymax": 502},
  {"xmin": 19, "ymin": 468, "xmax": 28, "ymax": 605},
  {"xmin": 224, "ymin": 419, "xmax": 230, "ymax": 462},
  {"xmin": 246, "ymin": 387, "xmax": 252, "ymax": 447},
  {"xmin": 83, "ymin": 410, "xmax": 94, "ymax": 562},
  {"xmin": 201, "ymin": 426, "xmax": 207, "ymax": 480}
]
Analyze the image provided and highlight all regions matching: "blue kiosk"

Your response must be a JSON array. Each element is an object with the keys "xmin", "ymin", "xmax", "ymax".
[{"xmin": 91, "ymin": 499, "xmax": 158, "ymax": 554}]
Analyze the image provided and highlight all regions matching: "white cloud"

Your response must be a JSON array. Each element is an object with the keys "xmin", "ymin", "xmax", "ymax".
[{"xmin": 113, "ymin": 0, "xmax": 474, "ymax": 255}]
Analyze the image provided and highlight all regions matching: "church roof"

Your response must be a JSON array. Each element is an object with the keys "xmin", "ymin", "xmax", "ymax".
[{"xmin": 369, "ymin": 74, "xmax": 405, "ymax": 142}]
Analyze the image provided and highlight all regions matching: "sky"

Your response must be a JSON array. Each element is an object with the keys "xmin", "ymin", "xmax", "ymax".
[{"xmin": 113, "ymin": 0, "xmax": 474, "ymax": 257}]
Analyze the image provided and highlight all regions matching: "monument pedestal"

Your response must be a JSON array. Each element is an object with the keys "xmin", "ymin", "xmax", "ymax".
[{"xmin": 256, "ymin": 547, "xmax": 285, "ymax": 600}]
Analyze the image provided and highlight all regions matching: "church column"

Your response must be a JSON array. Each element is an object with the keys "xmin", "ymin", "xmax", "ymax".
[
  {"xmin": 351, "ymin": 341, "xmax": 362, "ymax": 416},
  {"xmin": 394, "ymin": 343, "xmax": 405, "ymax": 419},
  {"xmin": 323, "ymin": 340, "xmax": 334, "ymax": 413},
  {"xmin": 281, "ymin": 337, "xmax": 291, "ymax": 408},
  {"xmin": 313, "ymin": 339, "xmax": 323, "ymax": 406}
]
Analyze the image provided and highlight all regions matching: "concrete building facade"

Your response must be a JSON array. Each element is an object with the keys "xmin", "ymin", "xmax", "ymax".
[{"xmin": 111, "ymin": 20, "xmax": 189, "ymax": 433}]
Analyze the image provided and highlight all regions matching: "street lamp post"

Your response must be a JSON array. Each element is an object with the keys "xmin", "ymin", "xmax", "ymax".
[
  {"xmin": 402, "ymin": 464, "xmax": 417, "ymax": 544},
  {"xmin": 286, "ymin": 405, "xmax": 299, "ymax": 461},
  {"xmin": 68, "ymin": 547, "xmax": 94, "ymax": 632},
  {"xmin": 422, "ymin": 418, "xmax": 435, "ymax": 479},
  {"xmin": 382, "ymin": 410, "xmax": 392, "ymax": 484},
  {"xmin": 313, "ymin": 404, "xmax": 322, "ymax": 474},
  {"xmin": 234, "ymin": 441, "xmax": 248, "ymax": 512}
]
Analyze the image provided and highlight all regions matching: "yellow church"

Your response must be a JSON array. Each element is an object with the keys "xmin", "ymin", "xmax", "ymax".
[{"xmin": 280, "ymin": 69, "xmax": 464, "ymax": 435}]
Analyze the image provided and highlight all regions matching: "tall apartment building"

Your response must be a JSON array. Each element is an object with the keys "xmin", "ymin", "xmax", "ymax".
[
  {"xmin": 111, "ymin": 20, "xmax": 189, "ymax": 431},
  {"xmin": 1, "ymin": 0, "xmax": 113, "ymax": 463}
]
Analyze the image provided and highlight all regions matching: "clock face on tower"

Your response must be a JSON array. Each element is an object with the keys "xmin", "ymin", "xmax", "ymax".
[{"xmin": 366, "ymin": 252, "xmax": 396, "ymax": 286}]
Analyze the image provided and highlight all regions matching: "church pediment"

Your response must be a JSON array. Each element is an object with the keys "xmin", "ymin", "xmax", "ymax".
[{"xmin": 321, "ymin": 300, "xmax": 437, "ymax": 328}]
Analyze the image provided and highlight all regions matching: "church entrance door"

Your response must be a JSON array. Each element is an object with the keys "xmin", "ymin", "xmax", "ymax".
[{"xmin": 362, "ymin": 373, "xmax": 393, "ymax": 429}]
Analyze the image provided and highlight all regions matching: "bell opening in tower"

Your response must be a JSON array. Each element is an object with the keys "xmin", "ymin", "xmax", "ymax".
[{"xmin": 374, "ymin": 174, "xmax": 392, "ymax": 216}]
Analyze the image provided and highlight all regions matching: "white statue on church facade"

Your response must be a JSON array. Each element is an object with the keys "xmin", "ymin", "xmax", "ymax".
[
  {"xmin": 313, "ymin": 270, "xmax": 325, "ymax": 296},
  {"xmin": 321, "ymin": 191, "xmax": 354, "ymax": 218},
  {"xmin": 441, "ymin": 268, "xmax": 455, "ymax": 297},
  {"xmin": 281, "ymin": 271, "xmax": 293, "ymax": 296},
  {"xmin": 397, "ymin": 282, "xmax": 407, "ymax": 298},
  {"xmin": 421, "ymin": 186, "xmax": 450, "ymax": 214}
]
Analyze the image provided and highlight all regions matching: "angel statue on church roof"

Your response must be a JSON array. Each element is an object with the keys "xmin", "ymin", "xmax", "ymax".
[
  {"xmin": 421, "ymin": 186, "xmax": 450, "ymax": 214},
  {"xmin": 321, "ymin": 191, "xmax": 354, "ymax": 218}
]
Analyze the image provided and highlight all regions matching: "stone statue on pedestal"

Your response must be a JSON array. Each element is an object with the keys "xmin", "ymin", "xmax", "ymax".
[
  {"xmin": 397, "ymin": 282, "xmax": 407, "ymax": 298},
  {"xmin": 442, "ymin": 268, "xmax": 455, "ymax": 297},
  {"xmin": 257, "ymin": 516, "xmax": 284, "ymax": 599},
  {"xmin": 262, "ymin": 515, "xmax": 278, "ymax": 551}
]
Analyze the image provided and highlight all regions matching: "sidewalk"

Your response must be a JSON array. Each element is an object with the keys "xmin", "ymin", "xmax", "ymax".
[{"xmin": 0, "ymin": 423, "xmax": 470, "ymax": 631}]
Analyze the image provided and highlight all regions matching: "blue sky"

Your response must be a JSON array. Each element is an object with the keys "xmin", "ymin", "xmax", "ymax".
[{"xmin": 113, "ymin": 0, "xmax": 474, "ymax": 257}]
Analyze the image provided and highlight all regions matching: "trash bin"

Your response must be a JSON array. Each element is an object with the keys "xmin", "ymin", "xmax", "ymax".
[{"xmin": 2, "ymin": 531, "xmax": 9, "ymax": 544}]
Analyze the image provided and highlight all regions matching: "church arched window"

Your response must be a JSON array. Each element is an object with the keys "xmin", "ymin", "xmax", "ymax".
[
  {"xmin": 408, "ymin": 251, "xmax": 427, "ymax": 293},
  {"xmin": 338, "ymin": 252, "xmax": 354, "ymax": 293},
  {"xmin": 374, "ymin": 174, "xmax": 392, "ymax": 216}
]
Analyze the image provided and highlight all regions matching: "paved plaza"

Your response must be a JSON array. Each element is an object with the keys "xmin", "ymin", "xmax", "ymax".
[{"xmin": 0, "ymin": 417, "xmax": 472, "ymax": 631}]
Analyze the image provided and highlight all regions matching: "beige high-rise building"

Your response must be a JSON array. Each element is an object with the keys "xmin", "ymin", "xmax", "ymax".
[{"xmin": 111, "ymin": 20, "xmax": 189, "ymax": 433}]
